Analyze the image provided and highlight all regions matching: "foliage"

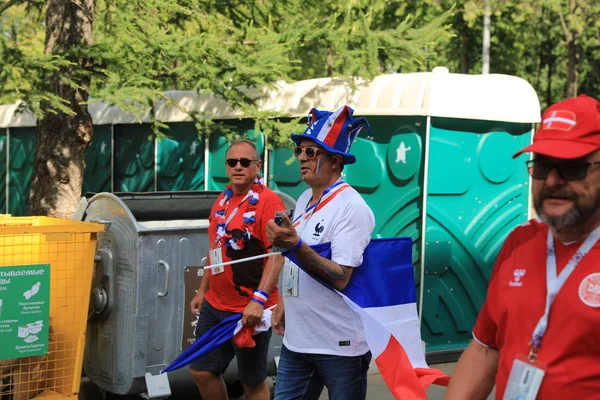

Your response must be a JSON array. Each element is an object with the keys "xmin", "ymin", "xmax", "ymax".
[{"xmin": 0, "ymin": 0, "xmax": 450, "ymax": 148}]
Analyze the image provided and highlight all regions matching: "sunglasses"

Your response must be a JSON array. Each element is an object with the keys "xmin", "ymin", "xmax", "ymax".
[
  {"xmin": 293, "ymin": 146, "xmax": 323, "ymax": 159},
  {"xmin": 526, "ymin": 159, "xmax": 600, "ymax": 181},
  {"xmin": 225, "ymin": 158, "xmax": 256, "ymax": 168}
]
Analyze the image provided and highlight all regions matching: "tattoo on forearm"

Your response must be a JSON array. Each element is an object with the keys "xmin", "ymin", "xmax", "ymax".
[{"xmin": 308, "ymin": 254, "xmax": 345, "ymax": 279}]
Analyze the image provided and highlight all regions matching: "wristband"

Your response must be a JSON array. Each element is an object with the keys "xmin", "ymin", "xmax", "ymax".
[
  {"xmin": 290, "ymin": 238, "xmax": 303, "ymax": 253},
  {"xmin": 253, "ymin": 290, "xmax": 268, "ymax": 303},
  {"xmin": 251, "ymin": 297, "xmax": 265, "ymax": 306}
]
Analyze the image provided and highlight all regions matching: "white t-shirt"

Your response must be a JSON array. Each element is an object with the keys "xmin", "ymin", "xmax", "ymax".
[{"xmin": 282, "ymin": 180, "xmax": 375, "ymax": 356}]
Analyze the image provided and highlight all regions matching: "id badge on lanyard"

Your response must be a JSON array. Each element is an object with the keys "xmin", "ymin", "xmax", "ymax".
[
  {"xmin": 504, "ymin": 356, "xmax": 546, "ymax": 400},
  {"xmin": 209, "ymin": 247, "xmax": 224, "ymax": 275},
  {"xmin": 504, "ymin": 225, "xmax": 600, "ymax": 400},
  {"xmin": 283, "ymin": 261, "xmax": 299, "ymax": 297}
]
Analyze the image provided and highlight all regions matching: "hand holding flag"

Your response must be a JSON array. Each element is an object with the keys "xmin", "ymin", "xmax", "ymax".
[
  {"xmin": 161, "ymin": 308, "xmax": 273, "ymax": 374},
  {"xmin": 242, "ymin": 295, "xmax": 264, "ymax": 326}
]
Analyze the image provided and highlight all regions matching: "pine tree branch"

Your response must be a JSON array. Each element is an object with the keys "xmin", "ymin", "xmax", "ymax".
[{"xmin": 0, "ymin": 0, "xmax": 25, "ymax": 14}]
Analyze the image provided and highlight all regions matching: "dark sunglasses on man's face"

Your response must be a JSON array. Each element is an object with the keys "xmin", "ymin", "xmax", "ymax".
[
  {"xmin": 225, "ymin": 158, "xmax": 255, "ymax": 168},
  {"xmin": 526, "ymin": 159, "xmax": 600, "ymax": 181},
  {"xmin": 293, "ymin": 146, "xmax": 322, "ymax": 159}
]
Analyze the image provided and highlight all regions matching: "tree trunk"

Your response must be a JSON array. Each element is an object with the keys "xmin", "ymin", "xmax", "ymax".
[
  {"xmin": 565, "ymin": 38, "xmax": 578, "ymax": 98},
  {"xmin": 558, "ymin": 1, "xmax": 578, "ymax": 98},
  {"xmin": 545, "ymin": 54, "xmax": 554, "ymax": 108},
  {"xmin": 29, "ymin": 0, "xmax": 94, "ymax": 218},
  {"xmin": 460, "ymin": 34, "xmax": 469, "ymax": 74},
  {"xmin": 326, "ymin": 45, "xmax": 333, "ymax": 77}
]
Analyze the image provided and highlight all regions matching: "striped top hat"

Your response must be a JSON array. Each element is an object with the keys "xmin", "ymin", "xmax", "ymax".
[{"xmin": 291, "ymin": 105, "xmax": 370, "ymax": 165}]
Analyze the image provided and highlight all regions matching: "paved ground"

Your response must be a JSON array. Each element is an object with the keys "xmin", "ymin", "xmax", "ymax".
[
  {"xmin": 80, "ymin": 362, "xmax": 496, "ymax": 400},
  {"xmin": 317, "ymin": 362, "xmax": 495, "ymax": 400}
]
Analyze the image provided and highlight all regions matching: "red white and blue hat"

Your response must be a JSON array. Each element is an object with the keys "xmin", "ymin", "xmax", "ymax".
[{"xmin": 291, "ymin": 105, "xmax": 370, "ymax": 165}]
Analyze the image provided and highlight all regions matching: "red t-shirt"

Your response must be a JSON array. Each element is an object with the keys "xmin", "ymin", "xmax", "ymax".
[
  {"xmin": 204, "ymin": 185, "xmax": 284, "ymax": 313},
  {"xmin": 473, "ymin": 219, "xmax": 600, "ymax": 399}
]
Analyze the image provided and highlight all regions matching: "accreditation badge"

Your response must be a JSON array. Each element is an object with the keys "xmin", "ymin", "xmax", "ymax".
[
  {"xmin": 209, "ymin": 247, "xmax": 224, "ymax": 275},
  {"xmin": 283, "ymin": 264, "xmax": 299, "ymax": 297},
  {"xmin": 503, "ymin": 355, "xmax": 546, "ymax": 400}
]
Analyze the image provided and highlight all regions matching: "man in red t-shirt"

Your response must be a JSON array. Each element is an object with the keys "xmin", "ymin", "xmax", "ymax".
[
  {"xmin": 188, "ymin": 139, "xmax": 285, "ymax": 400},
  {"xmin": 446, "ymin": 95, "xmax": 600, "ymax": 400}
]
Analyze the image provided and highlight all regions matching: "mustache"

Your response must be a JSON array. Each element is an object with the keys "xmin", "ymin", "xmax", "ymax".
[{"xmin": 538, "ymin": 186, "xmax": 577, "ymax": 202}]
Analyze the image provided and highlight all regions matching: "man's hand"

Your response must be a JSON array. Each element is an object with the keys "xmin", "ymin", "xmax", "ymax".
[
  {"xmin": 190, "ymin": 291, "xmax": 205, "ymax": 316},
  {"xmin": 271, "ymin": 303, "xmax": 285, "ymax": 335},
  {"xmin": 266, "ymin": 213, "xmax": 299, "ymax": 250},
  {"xmin": 242, "ymin": 300, "xmax": 264, "ymax": 326}
]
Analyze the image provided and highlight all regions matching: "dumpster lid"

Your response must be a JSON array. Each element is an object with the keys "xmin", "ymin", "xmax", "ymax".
[{"xmin": 84, "ymin": 191, "xmax": 220, "ymax": 221}]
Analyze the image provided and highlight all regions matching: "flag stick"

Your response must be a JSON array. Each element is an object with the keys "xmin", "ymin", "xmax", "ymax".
[{"xmin": 203, "ymin": 251, "xmax": 283, "ymax": 270}]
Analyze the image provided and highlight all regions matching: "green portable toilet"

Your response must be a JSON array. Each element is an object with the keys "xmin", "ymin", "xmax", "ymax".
[
  {"xmin": 151, "ymin": 90, "xmax": 266, "ymax": 191},
  {"xmin": 0, "ymin": 103, "xmax": 14, "ymax": 214},
  {"xmin": 415, "ymin": 67, "xmax": 540, "ymax": 357},
  {"xmin": 0, "ymin": 101, "xmax": 118, "ymax": 214},
  {"xmin": 266, "ymin": 67, "xmax": 540, "ymax": 357},
  {"xmin": 0, "ymin": 102, "xmax": 38, "ymax": 216}
]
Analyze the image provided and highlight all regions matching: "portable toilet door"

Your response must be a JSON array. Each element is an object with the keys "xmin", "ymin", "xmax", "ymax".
[
  {"xmin": 0, "ymin": 103, "xmax": 11, "ymax": 214},
  {"xmin": 0, "ymin": 102, "xmax": 37, "ymax": 216},
  {"xmin": 417, "ymin": 68, "xmax": 540, "ymax": 356},
  {"xmin": 263, "ymin": 69, "xmax": 540, "ymax": 358}
]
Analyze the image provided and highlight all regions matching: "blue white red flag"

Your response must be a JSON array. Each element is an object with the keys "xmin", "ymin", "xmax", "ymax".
[{"xmin": 286, "ymin": 238, "xmax": 449, "ymax": 399}]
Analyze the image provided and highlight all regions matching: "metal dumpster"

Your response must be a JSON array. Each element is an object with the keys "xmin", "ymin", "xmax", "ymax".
[{"xmin": 75, "ymin": 190, "xmax": 294, "ymax": 397}]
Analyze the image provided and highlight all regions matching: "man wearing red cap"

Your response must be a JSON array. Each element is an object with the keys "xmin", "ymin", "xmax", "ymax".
[{"xmin": 445, "ymin": 95, "xmax": 600, "ymax": 400}]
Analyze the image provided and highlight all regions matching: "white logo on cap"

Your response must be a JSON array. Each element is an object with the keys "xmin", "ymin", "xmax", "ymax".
[{"xmin": 542, "ymin": 110, "xmax": 576, "ymax": 131}]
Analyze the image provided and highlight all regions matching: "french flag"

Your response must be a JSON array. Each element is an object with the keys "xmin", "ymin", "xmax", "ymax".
[{"xmin": 287, "ymin": 238, "xmax": 449, "ymax": 399}]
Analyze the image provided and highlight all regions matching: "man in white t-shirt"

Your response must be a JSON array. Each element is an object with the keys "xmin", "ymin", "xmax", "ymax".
[{"xmin": 266, "ymin": 105, "xmax": 375, "ymax": 400}]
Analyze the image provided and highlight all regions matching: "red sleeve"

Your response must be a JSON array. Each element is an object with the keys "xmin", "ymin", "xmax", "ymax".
[
  {"xmin": 473, "ymin": 300, "xmax": 497, "ymax": 349},
  {"xmin": 472, "ymin": 234, "xmax": 514, "ymax": 350},
  {"xmin": 257, "ymin": 190, "xmax": 285, "ymax": 249}
]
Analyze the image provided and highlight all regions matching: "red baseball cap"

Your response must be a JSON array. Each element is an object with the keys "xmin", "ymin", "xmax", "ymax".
[{"xmin": 513, "ymin": 94, "xmax": 600, "ymax": 159}]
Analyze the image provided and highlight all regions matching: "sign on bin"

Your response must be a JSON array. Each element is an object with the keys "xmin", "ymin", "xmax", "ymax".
[
  {"xmin": 183, "ymin": 265, "xmax": 204, "ymax": 351},
  {"xmin": 0, "ymin": 264, "xmax": 50, "ymax": 360}
]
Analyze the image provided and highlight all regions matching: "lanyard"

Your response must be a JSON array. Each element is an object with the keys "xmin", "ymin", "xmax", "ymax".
[
  {"xmin": 528, "ymin": 224, "xmax": 600, "ymax": 362},
  {"xmin": 293, "ymin": 180, "xmax": 345, "ymax": 233}
]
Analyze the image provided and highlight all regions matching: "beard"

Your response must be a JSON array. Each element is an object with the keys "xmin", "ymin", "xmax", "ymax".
[{"xmin": 534, "ymin": 185, "xmax": 600, "ymax": 230}]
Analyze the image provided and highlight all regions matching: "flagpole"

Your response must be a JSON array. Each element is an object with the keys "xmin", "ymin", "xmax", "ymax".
[{"xmin": 204, "ymin": 251, "xmax": 283, "ymax": 270}]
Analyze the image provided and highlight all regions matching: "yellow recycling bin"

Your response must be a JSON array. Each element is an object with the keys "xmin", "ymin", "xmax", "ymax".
[{"xmin": 0, "ymin": 215, "xmax": 104, "ymax": 400}]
